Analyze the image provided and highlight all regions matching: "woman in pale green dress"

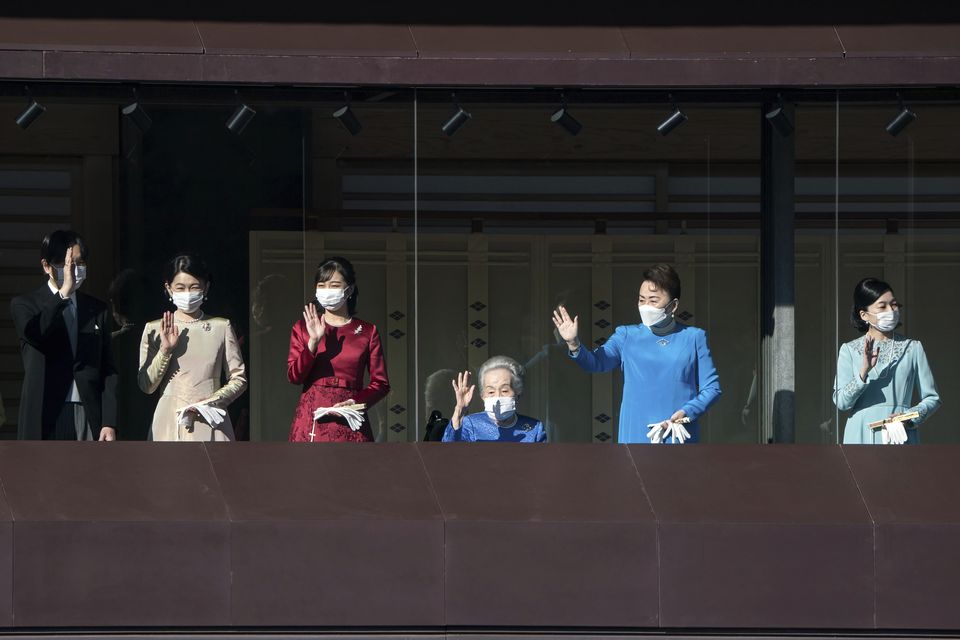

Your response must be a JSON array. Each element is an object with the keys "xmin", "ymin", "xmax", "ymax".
[{"xmin": 833, "ymin": 278, "xmax": 940, "ymax": 444}]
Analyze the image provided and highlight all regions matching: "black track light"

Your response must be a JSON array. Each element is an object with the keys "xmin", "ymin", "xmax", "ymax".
[
  {"xmin": 551, "ymin": 95, "xmax": 581, "ymax": 136},
  {"xmin": 441, "ymin": 94, "xmax": 471, "ymax": 137},
  {"xmin": 657, "ymin": 96, "xmax": 687, "ymax": 136},
  {"xmin": 122, "ymin": 101, "xmax": 152, "ymax": 133},
  {"xmin": 886, "ymin": 96, "xmax": 917, "ymax": 137},
  {"xmin": 15, "ymin": 98, "xmax": 45, "ymax": 130},
  {"xmin": 765, "ymin": 98, "xmax": 794, "ymax": 138},
  {"xmin": 333, "ymin": 104, "xmax": 362, "ymax": 136},
  {"xmin": 226, "ymin": 104, "xmax": 256, "ymax": 135}
]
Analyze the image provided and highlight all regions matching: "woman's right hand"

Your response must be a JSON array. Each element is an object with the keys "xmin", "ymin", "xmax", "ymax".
[
  {"xmin": 449, "ymin": 370, "xmax": 475, "ymax": 429},
  {"xmin": 860, "ymin": 335, "xmax": 879, "ymax": 381},
  {"xmin": 303, "ymin": 303, "xmax": 326, "ymax": 352},
  {"xmin": 551, "ymin": 305, "xmax": 580, "ymax": 350},
  {"xmin": 159, "ymin": 311, "xmax": 180, "ymax": 355}
]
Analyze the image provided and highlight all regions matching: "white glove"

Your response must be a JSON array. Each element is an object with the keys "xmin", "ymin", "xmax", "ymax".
[
  {"xmin": 314, "ymin": 406, "xmax": 365, "ymax": 432},
  {"xmin": 646, "ymin": 420, "xmax": 669, "ymax": 444},
  {"xmin": 176, "ymin": 402, "xmax": 227, "ymax": 428},
  {"xmin": 882, "ymin": 420, "xmax": 908, "ymax": 445},
  {"xmin": 666, "ymin": 420, "xmax": 692, "ymax": 444},
  {"xmin": 195, "ymin": 403, "xmax": 227, "ymax": 426}
]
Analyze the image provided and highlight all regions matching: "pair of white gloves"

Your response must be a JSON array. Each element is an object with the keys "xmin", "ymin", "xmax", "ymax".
[
  {"xmin": 646, "ymin": 417, "xmax": 692, "ymax": 444},
  {"xmin": 176, "ymin": 401, "xmax": 227, "ymax": 429},
  {"xmin": 880, "ymin": 420, "xmax": 908, "ymax": 445},
  {"xmin": 314, "ymin": 406, "xmax": 365, "ymax": 432}
]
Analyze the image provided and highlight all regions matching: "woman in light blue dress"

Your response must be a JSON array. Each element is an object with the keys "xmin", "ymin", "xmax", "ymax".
[
  {"xmin": 552, "ymin": 264, "xmax": 721, "ymax": 444},
  {"xmin": 834, "ymin": 278, "xmax": 940, "ymax": 444}
]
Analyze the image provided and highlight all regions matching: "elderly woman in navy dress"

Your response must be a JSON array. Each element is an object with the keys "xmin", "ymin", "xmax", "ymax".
[
  {"xmin": 553, "ymin": 263, "xmax": 721, "ymax": 444},
  {"xmin": 443, "ymin": 355, "xmax": 546, "ymax": 442}
]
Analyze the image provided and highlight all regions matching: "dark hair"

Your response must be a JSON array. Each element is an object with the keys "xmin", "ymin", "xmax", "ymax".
[
  {"xmin": 164, "ymin": 253, "xmax": 212, "ymax": 287},
  {"xmin": 641, "ymin": 263, "xmax": 682, "ymax": 300},
  {"xmin": 313, "ymin": 256, "xmax": 359, "ymax": 315},
  {"xmin": 108, "ymin": 269, "xmax": 151, "ymax": 324},
  {"xmin": 41, "ymin": 230, "xmax": 88, "ymax": 264},
  {"xmin": 851, "ymin": 277, "xmax": 894, "ymax": 333}
]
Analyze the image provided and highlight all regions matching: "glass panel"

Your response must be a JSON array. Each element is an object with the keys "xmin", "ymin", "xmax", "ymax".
[
  {"xmin": 835, "ymin": 98, "xmax": 959, "ymax": 444},
  {"xmin": 295, "ymin": 91, "xmax": 416, "ymax": 442},
  {"xmin": 115, "ymin": 102, "xmax": 309, "ymax": 441},
  {"xmin": 414, "ymin": 92, "xmax": 761, "ymax": 444},
  {"xmin": 795, "ymin": 99, "xmax": 842, "ymax": 443}
]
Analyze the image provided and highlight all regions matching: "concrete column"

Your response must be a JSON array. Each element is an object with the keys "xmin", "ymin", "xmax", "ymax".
[{"xmin": 760, "ymin": 100, "xmax": 796, "ymax": 443}]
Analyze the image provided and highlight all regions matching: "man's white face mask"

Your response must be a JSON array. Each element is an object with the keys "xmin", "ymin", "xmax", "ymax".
[{"xmin": 52, "ymin": 264, "xmax": 87, "ymax": 288}]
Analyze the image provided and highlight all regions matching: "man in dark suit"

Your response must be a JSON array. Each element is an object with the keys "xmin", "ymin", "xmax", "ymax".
[{"xmin": 10, "ymin": 230, "xmax": 118, "ymax": 440}]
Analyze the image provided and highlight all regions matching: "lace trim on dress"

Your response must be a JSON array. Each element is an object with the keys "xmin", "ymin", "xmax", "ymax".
[
  {"xmin": 840, "ymin": 376, "xmax": 864, "ymax": 400},
  {"xmin": 849, "ymin": 334, "xmax": 911, "ymax": 380}
]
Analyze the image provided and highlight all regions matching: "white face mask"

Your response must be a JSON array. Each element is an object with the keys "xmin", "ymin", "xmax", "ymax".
[
  {"xmin": 53, "ymin": 264, "xmax": 87, "ymax": 288},
  {"xmin": 171, "ymin": 290, "xmax": 204, "ymax": 314},
  {"xmin": 315, "ymin": 286, "xmax": 350, "ymax": 310},
  {"xmin": 483, "ymin": 395, "xmax": 517, "ymax": 422},
  {"xmin": 638, "ymin": 299, "xmax": 676, "ymax": 328},
  {"xmin": 867, "ymin": 309, "xmax": 900, "ymax": 332}
]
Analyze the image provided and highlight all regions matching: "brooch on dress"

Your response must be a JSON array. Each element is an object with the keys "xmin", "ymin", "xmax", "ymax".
[
  {"xmin": 657, "ymin": 338, "xmax": 670, "ymax": 347},
  {"xmin": 202, "ymin": 322, "xmax": 211, "ymax": 332},
  {"xmin": 354, "ymin": 324, "xmax": 363, "ymax": 335}
]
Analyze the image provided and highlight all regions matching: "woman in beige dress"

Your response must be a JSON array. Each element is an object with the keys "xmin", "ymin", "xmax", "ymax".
[{"xmin": 138, "ymin": 254, "xmax": 246, "ymax": 441}]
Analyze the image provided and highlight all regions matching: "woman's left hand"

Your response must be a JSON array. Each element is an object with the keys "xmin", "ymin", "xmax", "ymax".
[
  {"xmin": 670, "ymin": 409, "xmax": 687, "ymax": 423},
  {"xmin": 333, "ymin": 399, "xmax": 356, "ymax": 408}
]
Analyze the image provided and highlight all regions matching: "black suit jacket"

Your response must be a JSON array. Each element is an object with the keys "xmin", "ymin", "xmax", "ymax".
[{"xmin": 10, "ymin": 285, "xmax": 119, "ymax": 440}]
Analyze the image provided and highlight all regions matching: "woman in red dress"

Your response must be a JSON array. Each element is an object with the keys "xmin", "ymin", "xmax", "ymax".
[{"xmin": 287, "ymin": 257, "xmax": 390, "ymax": 442}]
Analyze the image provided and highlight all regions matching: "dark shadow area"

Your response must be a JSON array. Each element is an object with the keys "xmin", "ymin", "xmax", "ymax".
[
  {"xmin": 118, "ymin": 106, "xmax": 305, "ymax": 440},
  {"xmin": 2, "ymin": 0, "xmax": 959, "ymax": 26}
]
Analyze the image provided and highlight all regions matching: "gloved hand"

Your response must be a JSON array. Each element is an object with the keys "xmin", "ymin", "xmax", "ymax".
[{"xmin": 882, "ymin": 420, "xmax": 908, "ymax": 445}]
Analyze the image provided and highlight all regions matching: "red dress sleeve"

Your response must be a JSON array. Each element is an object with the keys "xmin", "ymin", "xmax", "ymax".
[
  {"xmin": 354, "ymin": 324, "xmax": 391, "ymax": 406},
  {"xmin": 287, "ymin": 320, "xmax": 322, "ymax": 385}
]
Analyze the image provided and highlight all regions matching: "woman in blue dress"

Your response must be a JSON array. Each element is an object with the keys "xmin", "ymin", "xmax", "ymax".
[
  {"xmin": 833, "ymin": 278, "xmax": 940, "ymax": 444},
  {"xmin": 442, "ymin": 355, "xmax": 547, "ymax": 442},
  {"xmin": 552, "ymin": 263, "xmax": 721, "ymax": 444}
]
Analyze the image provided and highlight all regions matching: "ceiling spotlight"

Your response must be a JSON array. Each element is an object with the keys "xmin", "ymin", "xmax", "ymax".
[
  {"xmin": 441, "ymin": 94, "xmax": 471, "ymax": 137},
  {"xmin": 765, "ymin": 99, "xmax": 794, "ymax": 138},
  {"xmin": 333, "ymin": 104, "xmax": 362, "ymax": 136},
  {"xmin": 551, "ymin": 95, "xmax": 581, "ymax": 136},
  {"xmin": 226, "ymin": 104, "xmax": 256, "ymax": 135},
  {"xmin": 122, "ymin": 101, "xmax": 152, "ymax": 133},
  {"xmin": 15, "ymin": 98, "xmax": 45, "ymax": 130},
  {"xmin": 886, "ymin": 96, "xmax": 916, "ymax": 137},
  {"xmin": 657, "ymin": 96, "xmax": 687, "ymax": 136}
]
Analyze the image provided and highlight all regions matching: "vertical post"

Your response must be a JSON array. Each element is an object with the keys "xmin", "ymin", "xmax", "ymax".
[
  {"xmin": 590, "ymin": 235, "xmax": 614, "ymax": 443},
  {"xmin": 760, "ymin": 99, "xmax": 796, "ymax": 443}
]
